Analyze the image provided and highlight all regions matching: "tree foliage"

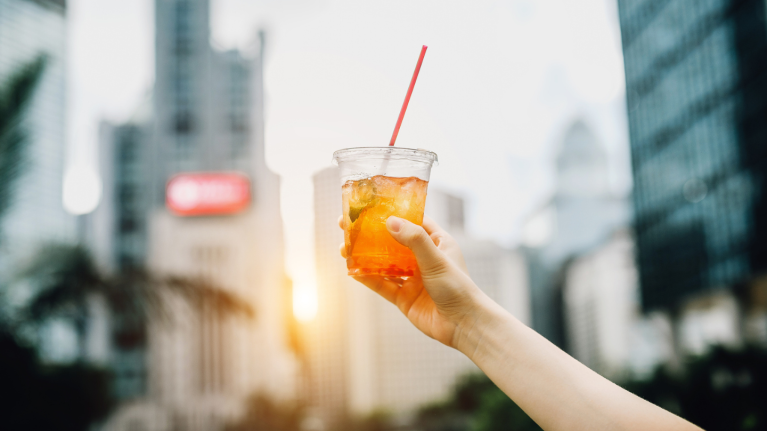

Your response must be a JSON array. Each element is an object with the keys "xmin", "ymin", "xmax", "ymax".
[
  {"xmin": 4, "ymin": 243, "xmax": 255, "ymax": 357},
  {"xmin": 17, "ymin": 244, "xmax": 254, "ymax": 326},
  {"xmin": 622, "ymin": 345, "xmax": 767, "ymax": 431},
  {"xmin": 471, "ymin": 387, "xmax": 542, "ymax": 431},
  {"xmin": 0, "ymin": 330, "xmax": 112, "ymax": 431},
  {"xmin": 0, "ymin": 243, "xmax": 257, "ymax": 431},
  {"xmin": 226, "ymin": 393, "xmax": 305, "ymax": 431},
  {"xmin": 415, "ymin": 373, "xmax": 540, "ymax": 431},
  {"xmin": 0, "ymin": 55, "xmax": 47, "ymax": 223}
]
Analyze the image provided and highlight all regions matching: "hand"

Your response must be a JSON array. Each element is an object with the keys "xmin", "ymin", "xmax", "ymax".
[{"xmin": 339, "ymin": 215, "xmax": 489, "ymax": 348}]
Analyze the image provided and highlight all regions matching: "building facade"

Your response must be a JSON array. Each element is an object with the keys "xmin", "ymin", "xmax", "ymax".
[
  {"xmin": 308, "ymin": 167, "xmax": 529, "ymax": 427},
  {"xmin": 563, "ymin": 230, "xmax": 672, "ymax": 379},
  {"xmin": 617, "ymin": 0, "xmax": 767, "ymax": 312},
  {"xmin": 0, "ymin": 0, "xmax": 74, "ymax": 279}
]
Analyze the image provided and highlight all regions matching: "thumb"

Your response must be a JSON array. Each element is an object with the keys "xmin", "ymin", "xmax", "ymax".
[{"xmin": 387, "ymin": 216, "xmax": 447, "ymax": 275}]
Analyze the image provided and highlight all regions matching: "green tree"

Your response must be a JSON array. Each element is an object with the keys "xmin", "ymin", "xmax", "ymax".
[
  {"xmin": 414, "ymin": 373, "xmax": 540, "ymax": 431},
  {"xmin": 471, "ymin": 387, "xmax": 542, "ymax": 431},
  {"xmin": 623, "ymin": 345, "xmax": 767, "ymax": 431},
  {"xmin": 12, "ymin": 243, "xmax": 254, "ymax": 358},
  {"xmin": 0, "ymin": 55, "xmax": 46, "ymax": 224},
  {"xmin": 0, "ymin": 54, "xmax": 113, "ymax": 431},
  {"xmin": 226, "ymin": 393, "xmax": 305, "ymax": 431},
  {"xmin": 0, "ymin": 242, "xmax": 255, "ymax": 431},
  {"xmin": 0, "ymin": 329, "xmax": 113, "ymax": 431}
]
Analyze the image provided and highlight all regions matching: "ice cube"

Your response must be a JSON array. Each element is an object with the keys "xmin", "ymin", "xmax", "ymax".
[
  {"xmin": 351, "ymin": 179, "xmax": 377, "ymax": 206},
  {"xmin": 349, "ymin": 178, "xmax": 379, "ymax": 222}
]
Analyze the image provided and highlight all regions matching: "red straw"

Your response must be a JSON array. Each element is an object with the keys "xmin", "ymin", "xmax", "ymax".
[{"xmin": 389, "ymin": 45, "xmax": 428, "ymax": 146}]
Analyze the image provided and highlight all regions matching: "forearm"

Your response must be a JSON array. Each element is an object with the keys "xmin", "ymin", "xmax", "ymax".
[{"xmin": 453, "ymin": 296, "xmax": 701, "ymax": 431}]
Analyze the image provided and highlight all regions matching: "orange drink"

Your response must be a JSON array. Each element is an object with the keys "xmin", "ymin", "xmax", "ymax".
[{"xmin": 333, "ymin": 148, "xmax": 438, "ymax": 277}]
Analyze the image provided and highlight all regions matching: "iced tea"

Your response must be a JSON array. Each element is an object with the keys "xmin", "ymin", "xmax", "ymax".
[{"xmin": 342, "ymin": 175, "xmax": 428, "ymax": 277}]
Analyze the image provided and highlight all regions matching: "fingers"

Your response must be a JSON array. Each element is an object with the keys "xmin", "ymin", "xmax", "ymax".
[
  {"xmin": 422, "ymin": 215, "xmax": 468, "ymax": 275},
  {"xmin": 422, "ymin": 215, "xmax": 453, "ymax": 250},
  {"xmin": 386, "ymin": 217, "xmax": 448, "ymax": 276},
  {"xmin": 339, "ymin": 215, "xmax": 347, "ymax": 258},
  {"xmin": 421, "ymin": 215, "xmax": 443, "ymax": 236}
]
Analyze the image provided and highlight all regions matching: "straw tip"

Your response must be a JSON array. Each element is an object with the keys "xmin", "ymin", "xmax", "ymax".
[{"xmin": 422, "ymin": 45, "xmax": 428, "ymax": 49}]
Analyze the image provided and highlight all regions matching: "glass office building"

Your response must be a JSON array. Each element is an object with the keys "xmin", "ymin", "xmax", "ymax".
[
  {"xmin": 93, "ymin": 121, "xmax": 150, "ymax": 399},
  {"xmin": 617, "ymin": 0, "xmax": 767, "ymax": 310}
]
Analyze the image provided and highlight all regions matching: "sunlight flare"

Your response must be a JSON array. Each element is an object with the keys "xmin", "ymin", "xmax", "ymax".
[{"xmin": 293, "ymin": 284, "xmax": 318, "ymax": 322}]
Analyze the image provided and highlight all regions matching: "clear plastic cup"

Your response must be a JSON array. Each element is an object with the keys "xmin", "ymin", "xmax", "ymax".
[{"xmin": 332, "ymin": 147, "xmax": 438, "ymax": 277}]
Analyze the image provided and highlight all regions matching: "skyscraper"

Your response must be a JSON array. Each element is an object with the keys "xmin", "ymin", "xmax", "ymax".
[
  {"xmin": 308, "ymin": 167, "xmax": 529, "ymax": 426},
  {"xmin": 91, "ymin": 119, "xmax": 151, "ymax": 398},
  {"xmin": 95, "ymin": 0, "xmax": 296, "ymax": 428},
  {"xmin": 0, "ymin": 0, "xmax": 75, "ymax": 280},
  {"xmin": 617, "ymin": 0, "xmax": 767, "ymax": 317}
]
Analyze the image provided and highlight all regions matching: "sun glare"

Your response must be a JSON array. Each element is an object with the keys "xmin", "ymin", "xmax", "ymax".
[
  {"xmin": 293, "ymin": 285, "xmax": 318, "ymax": 322},
  {"xmin": 63, "ymin": 166, "xmax": 102, "ymax": 215}
]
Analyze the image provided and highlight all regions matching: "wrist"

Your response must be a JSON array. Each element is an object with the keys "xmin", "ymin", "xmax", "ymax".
[{"xmin": 451, "ymin": 293, "xmax": 510, "ymax": 361}]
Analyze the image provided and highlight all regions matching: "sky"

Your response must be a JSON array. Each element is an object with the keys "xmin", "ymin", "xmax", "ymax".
[{"xmin": 67, "ymin": 0, "xmax": 631, "ymax": 292}]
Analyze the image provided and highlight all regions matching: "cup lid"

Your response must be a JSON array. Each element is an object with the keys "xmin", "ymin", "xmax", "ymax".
[{"xmin": 332, "ymin": 147, "xmax": 438, "ymax": 166}]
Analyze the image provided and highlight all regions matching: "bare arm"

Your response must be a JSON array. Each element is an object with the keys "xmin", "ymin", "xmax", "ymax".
[
  {"xmin": 342, "ymin": 215, "xmax": 702, "ymax": 431},
  {"xmin": 454, "ymin": 296, "xmax": 699, "ymax": 431}
]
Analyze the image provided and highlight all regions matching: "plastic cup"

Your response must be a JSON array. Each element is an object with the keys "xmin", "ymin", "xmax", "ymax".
[{"xmin": 333, "ymin": 147, "xmax": 438, "ymax": 277}]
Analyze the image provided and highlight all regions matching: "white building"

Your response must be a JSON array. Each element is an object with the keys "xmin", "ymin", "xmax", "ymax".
[
  {"xmin": 563, "ymin": 230, "xmax": 671, "ymax": 379},
  {"xmin": 307, "ymin": 167, "xmax": 529, "ymax": 427}
]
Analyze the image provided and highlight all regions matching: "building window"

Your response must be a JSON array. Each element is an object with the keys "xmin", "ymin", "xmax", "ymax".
[
  {"xmin": 174, "ymin": 0, "xmax": 193, "ymax": 56},
  {"xmin": 174, "ymin": 111, "xmax": 194, "ymax": 134}
]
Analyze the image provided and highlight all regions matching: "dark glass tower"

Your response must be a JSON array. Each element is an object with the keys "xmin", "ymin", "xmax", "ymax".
[{"xmin": 617, "ymin": 0, "xmax": 767, "ymax": 311}]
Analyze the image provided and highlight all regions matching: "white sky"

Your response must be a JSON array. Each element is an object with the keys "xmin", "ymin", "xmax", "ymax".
[{"xmin": 67, "ymin": 0, "xmax": 631, "ymax": 290}]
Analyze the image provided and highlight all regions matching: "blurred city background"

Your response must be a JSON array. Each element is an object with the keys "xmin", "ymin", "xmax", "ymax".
[{"xmin": 0, "ymin": 0, "xmax": 766, "ymax": 430}]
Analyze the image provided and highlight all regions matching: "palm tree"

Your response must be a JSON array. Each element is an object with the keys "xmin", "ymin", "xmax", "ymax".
[
  {"xmin": 0, "ymin": 55, "xmax": 113, "ymax": 430},
  {"xmin": 0, "ymin": 55, "xmax": 48, "ymax": 332},
  {"xmin": 0, "ymin": 55, "xmax": 47, "ymax": 224},
  {"xmin": 15, "ymin": 243, "xmax": 254, "ymax": 360}
]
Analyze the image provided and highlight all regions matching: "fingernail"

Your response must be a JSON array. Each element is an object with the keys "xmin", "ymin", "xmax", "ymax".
[{"xmin": 387, "ymin": 217, "xmax": 404, "ymax": 233}]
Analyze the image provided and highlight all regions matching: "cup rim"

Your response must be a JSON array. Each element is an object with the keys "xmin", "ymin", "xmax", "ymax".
[{"xmin": 332, "ymin": 147, "xmax": 438, "ymax": 166}]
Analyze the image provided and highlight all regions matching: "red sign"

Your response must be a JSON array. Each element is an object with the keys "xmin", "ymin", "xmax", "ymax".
[{"xmin": 166, "ymin": 173, "xmax": 250, "ymax": 216}]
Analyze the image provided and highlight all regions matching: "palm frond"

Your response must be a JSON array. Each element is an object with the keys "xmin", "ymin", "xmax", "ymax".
[
  {"xmin": 18, "ymin": 244, "xmax": 255, "ymax": 328},
  {"xmin": 0, "ymin": 54, "xmax": 48, "ymax": 223},
  {"xmin": 18, "ymin": 244, "xmax": 102, "ymax": 322},
  {"xmin": 105, "ymin": 268, "xmax": 255, "ymax": 325},
  {"xmin": 163, "ymin": 275, "xmax": 255, "ymax": 318}
]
